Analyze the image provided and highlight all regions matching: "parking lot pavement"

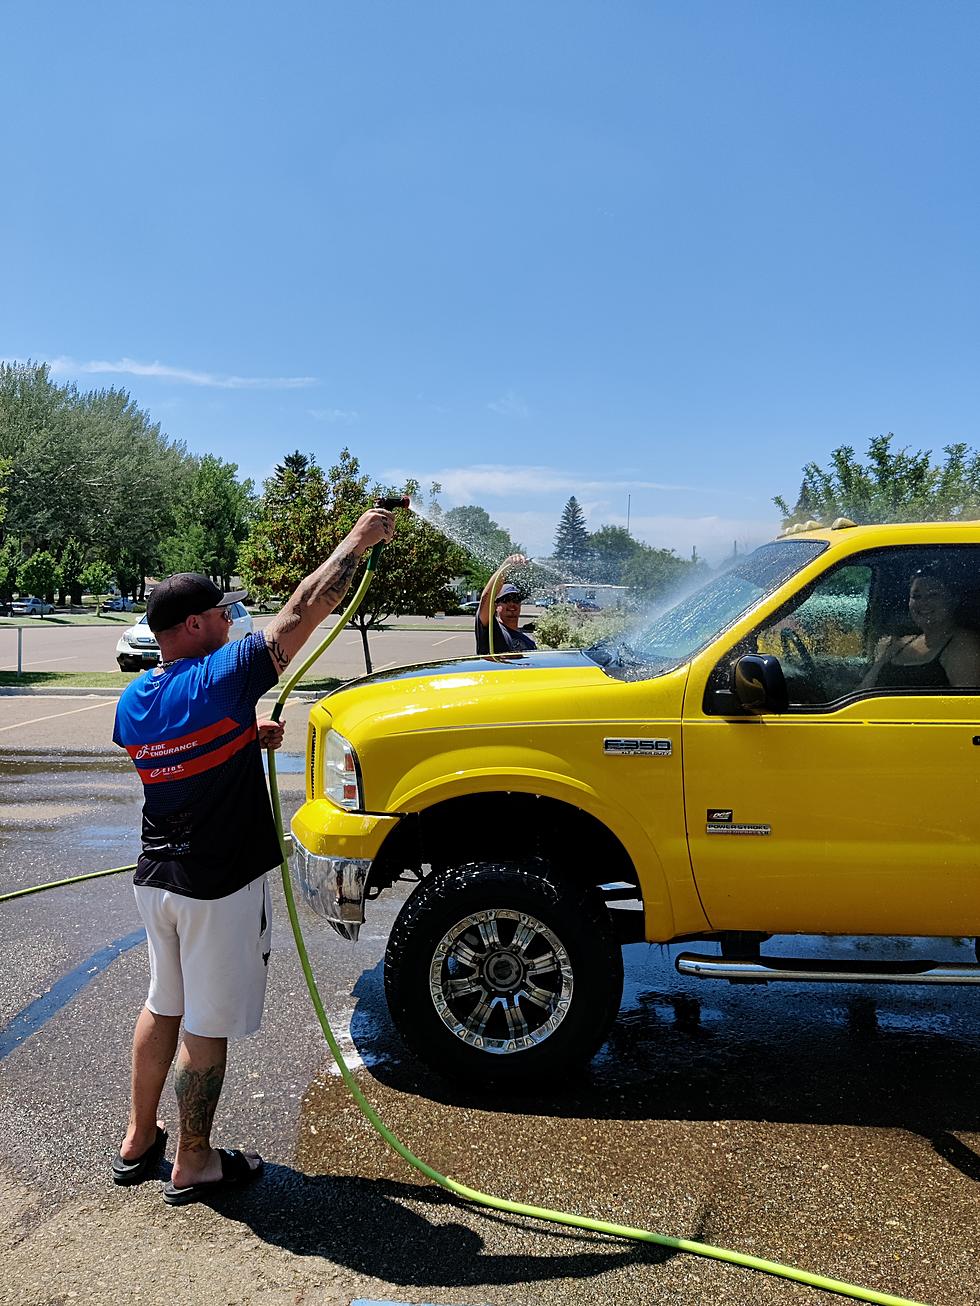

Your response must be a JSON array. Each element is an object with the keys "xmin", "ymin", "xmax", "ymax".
[
  {"xmin": 0, "ymin": 615, "xmax": 479, "ymax": 682},
  {"xmin": 2, "ymin": 728, "xmax": 979, "ymax": 1304}
]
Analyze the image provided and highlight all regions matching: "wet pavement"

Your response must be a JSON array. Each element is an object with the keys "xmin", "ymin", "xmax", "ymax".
[{"xmin": 1, "ymin": 704, "xmax": 979, "ymax": 1305}]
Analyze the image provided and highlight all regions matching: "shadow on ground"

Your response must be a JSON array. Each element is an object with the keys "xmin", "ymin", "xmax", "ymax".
[{"xmin": 208, "ymin": 1167, "xmax": 680, "ymax": 1287}]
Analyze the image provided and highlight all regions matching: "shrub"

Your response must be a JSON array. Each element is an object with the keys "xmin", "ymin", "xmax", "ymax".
[{"xmin": 535, "ymin": 603, "xmax": 628, "ymax": 649}]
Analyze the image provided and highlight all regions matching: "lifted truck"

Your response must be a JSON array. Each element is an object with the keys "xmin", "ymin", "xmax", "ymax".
[{"xmin": 291, "ymin": 521, "xmax": 980, "ymax": 1082}]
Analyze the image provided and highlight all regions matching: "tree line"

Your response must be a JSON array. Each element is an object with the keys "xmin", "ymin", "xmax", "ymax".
[
  {"xmin": 0, "ymin": 361, "xmax": 253, "ymax": 606},
  {"xmin": 3, "ymin": 361, "xmax": 978, "ymax": 622}
]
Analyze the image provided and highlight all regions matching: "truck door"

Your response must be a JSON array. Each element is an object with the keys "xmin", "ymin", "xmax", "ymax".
[{"xmin": 682, "ymin": 545, "xmax": 980, "ymax": 937}]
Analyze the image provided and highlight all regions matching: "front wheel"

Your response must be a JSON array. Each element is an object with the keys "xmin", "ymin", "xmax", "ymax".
[{"xmin": 384, "ymin": 862, "xmax": 624, "ymax": 1083}]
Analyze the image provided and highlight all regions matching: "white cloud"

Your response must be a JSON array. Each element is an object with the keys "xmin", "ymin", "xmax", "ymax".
[
  {"xmin": 385, "ymin": 462, "xmax": 717, "ymax": 500},
  {"xmin": 309, "ymin": 407, "xmax": 359, "ymax": 423},
  {"xmin": 45, "ymin": 355, "xmax": 317, "ymax": 390},
  {"xmin": 487, "ymin": 391, "xmax": 530, "ymax": 419}
]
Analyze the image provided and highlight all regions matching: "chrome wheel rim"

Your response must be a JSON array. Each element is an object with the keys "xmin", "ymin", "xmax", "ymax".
[{"xmin": 429, "ymin": 908, "xmax": 574, "ymax": 1055}]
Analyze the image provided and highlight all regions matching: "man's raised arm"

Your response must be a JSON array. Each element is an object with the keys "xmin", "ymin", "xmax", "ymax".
[{"xmin": 262, "ymin": 509, "xmax": 395, "ymax": 676}]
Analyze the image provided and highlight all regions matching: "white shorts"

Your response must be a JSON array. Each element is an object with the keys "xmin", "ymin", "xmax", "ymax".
[{"xmin": 134, "ymin": 875, "xmax": 273, "ymax": 1040}]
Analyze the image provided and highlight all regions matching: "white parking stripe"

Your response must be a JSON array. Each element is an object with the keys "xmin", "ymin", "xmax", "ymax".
[
  {"xmin": 7, "ymin": 656, "xmax": 79, "ymax": 667},
  {"xmin": 0, "ymin": 701, "xmax": 114, "ymax": 732},
  {"xmin": 432, "ymin": 635, "xmax": 467, "ymax": 646}
]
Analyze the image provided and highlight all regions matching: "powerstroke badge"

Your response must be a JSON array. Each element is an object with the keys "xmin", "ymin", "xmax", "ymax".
[
  {"xmin": 706, "ymin": 822, "xmax": 771, "ymax": 836},
  {"xmin": 603, "ymin": 738, "xmax": 672, "ymax": 757}
]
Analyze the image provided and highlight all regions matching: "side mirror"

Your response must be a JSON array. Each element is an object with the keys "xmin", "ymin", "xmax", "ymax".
[{"xmin": 733, "ymin": 654, "xmax": 789, "ymax": 713}]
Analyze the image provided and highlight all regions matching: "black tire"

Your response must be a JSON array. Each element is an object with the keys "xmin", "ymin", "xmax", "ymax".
[{"xmin": 384, "ymin": 861, "xmax": 624, "ymax": 1083}]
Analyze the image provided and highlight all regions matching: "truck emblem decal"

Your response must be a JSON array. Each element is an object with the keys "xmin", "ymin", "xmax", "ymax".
[
  {"xmin": 706, "ymin": 823, "xmax": 772, "ymax": 836},
  {"xmin": 707, "ymin": 809, "xmax": 733, "ymax": 822},
  {"xmin": 603, "ymin": 738, "xmax": 672, "ymax": 757}
]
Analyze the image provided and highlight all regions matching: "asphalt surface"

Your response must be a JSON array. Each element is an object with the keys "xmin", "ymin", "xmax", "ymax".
[
  {"xmin": 1, "ymin": 694, "xmax": 979, "ymax": 1305},
  {"xmin": 0, "ymin": 613, "xmax": 479, "ymax": 682}
]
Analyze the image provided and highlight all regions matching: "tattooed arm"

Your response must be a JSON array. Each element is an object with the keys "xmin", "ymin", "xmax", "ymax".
[{"xmin": 262, "ymin": 509, "xmax": 395, "ymax": 677}]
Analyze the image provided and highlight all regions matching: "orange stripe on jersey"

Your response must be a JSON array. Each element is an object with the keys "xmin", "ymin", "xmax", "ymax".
[
  {"xmin": 124, "ymin": 716, "xmax": 240, "ymax": 763},
  {"xmin": 137, "ymin": 723, "xmax": 257, "ymax": 785}
]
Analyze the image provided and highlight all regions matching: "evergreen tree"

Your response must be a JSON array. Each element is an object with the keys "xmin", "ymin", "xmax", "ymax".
[{"xmin": 553, "ymin": 496, "xmax": 590, "ymax": 572}]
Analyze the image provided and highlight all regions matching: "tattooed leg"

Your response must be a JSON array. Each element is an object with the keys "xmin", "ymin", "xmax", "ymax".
[{"xmin": 170, "ymin": 1033, "xmax": 228, "ymax": 1186}]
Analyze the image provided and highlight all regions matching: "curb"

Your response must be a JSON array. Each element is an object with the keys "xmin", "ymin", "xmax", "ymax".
[{"xmin": 0, "ymin": 686, "xmax": 319, "ymax": 702}]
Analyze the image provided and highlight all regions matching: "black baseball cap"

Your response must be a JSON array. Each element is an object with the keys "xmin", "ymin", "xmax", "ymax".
[
  {"xmin": 146, "ymin": 573, "xmax": 247, "ymax": 633},
  {"xmin": 495, "ymin": 584, "xmax": 523, "ymax": 602}
]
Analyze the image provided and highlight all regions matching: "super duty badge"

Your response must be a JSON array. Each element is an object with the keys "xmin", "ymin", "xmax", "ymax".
[{"xmin": 603, "ymin": 738, "xmax": 672, "ymax": 757}]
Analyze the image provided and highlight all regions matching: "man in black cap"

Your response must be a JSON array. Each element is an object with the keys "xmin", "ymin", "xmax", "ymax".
[
  {"xmin": 111, "ymin": 507, "xmax": 394, "ymax": 1203},
  {"xmin": 475, "ymin": 553, "xmax": 537, "ymax": 654}
]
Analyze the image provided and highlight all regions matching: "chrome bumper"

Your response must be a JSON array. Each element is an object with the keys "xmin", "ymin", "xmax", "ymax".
[{"xmin": 290, "ymin": 842, "xmax": 372, "ymax": 942}]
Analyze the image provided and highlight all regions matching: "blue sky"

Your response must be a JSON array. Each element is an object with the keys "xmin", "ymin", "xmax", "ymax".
[{"xmin": 3, "ymin": 2, "xmax": 978, "ymax": 562}]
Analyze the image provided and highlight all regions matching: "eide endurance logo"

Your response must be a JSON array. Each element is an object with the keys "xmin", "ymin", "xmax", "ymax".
[
  {"xmin": 135, "ymin": 737, "xmax": 202, "ymax": 761},
  {"xmin": 149, "ymin": 762, "xmax": 187, "ymax": 780}
]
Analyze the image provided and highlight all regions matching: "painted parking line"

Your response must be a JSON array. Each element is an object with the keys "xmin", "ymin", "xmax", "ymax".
[
  {"xmin": 0, "ymin": 929, "xmax": 146, "ymax": 1061},
  {"xmin": 432, "ymin": 635, "xmax": 468, "ymax": 646},
  {"xmin": 0, "ymin": 700, "xmax": 115, "ymax": 732},
  {"xmin": 1, "ymin": 655, "xmax": 79, "ymax": 667}
]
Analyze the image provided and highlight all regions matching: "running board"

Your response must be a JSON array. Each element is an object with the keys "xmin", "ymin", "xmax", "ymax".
[{"xmin": 675, "ymin": 952, "xmax": 980, "ymax": 985}]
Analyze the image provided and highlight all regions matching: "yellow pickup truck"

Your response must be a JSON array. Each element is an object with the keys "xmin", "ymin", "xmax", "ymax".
[{"xmin": 291, "ymin": 521, "xmax": 980, "ymax": 1081}]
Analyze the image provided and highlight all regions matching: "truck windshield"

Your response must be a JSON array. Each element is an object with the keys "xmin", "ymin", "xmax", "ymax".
[{"xmin": 588, "ymin": 539, "xmax": 828, "ymax": 681}]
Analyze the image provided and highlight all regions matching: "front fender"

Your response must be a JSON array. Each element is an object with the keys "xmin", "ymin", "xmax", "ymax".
[{"xmin": 388, "ymin": 762, "xmax": 681, "ymax": 938}]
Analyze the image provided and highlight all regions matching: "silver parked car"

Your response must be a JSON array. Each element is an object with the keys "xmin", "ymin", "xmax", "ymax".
[{"xmin": 115, "ymin": 603, "xmax": 252, "ymax": 671}]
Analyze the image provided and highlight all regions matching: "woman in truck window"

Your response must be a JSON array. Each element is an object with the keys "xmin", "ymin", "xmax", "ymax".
[{"xmin": 861, "ymin": 566, "xmax": 980, "ymax": 689}]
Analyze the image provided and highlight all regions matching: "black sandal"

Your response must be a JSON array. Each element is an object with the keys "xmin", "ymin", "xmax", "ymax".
[
  {"xmin": 111, "ymin": 1126, "xmax": 168, "ymax": 1186},
  {"xmin": 162, "ymin": 1148, "xmax": 264, "ymax": 1206}
]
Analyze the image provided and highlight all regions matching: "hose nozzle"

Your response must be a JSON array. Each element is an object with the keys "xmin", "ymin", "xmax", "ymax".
[{"xmin": 375, "ymin": 495, "xmax": 411, "ymax": 510}]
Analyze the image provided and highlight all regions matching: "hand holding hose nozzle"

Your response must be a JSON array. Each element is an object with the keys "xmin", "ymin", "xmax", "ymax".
[{"xmin": 363, "ymin": 496, "xmax": 409, "ymax": 569}]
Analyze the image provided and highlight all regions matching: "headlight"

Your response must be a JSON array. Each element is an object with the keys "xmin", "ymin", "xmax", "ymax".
[{"xmin": 325, "ymin": 729, "xmax": 362, "ymax": 811}]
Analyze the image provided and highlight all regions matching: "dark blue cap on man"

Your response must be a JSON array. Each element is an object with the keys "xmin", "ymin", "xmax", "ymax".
[{"xmin": 146, "ymin": 573, "xmax": 247, "ymax": 633}]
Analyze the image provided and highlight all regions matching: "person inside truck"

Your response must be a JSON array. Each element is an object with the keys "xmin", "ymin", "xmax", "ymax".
[
  {"xmin": 476, "ymin": 553, "xmax": 537, "ymax": 654},
  {"xmin": 861, "ymin": 565, "xmax": 980, "ymax": 689}
]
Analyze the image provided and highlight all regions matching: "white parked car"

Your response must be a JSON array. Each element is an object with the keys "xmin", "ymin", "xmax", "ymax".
[
  {"xmin": 105, "ymin": 596, "xmax": 135, "ymax": 612},
  {"xmin": 115, "ymin": 603, "xmax": 253, "ymax": 671},
  {"xmin": 12, "ymin": 596, "xmax": 54, "ymax": 616}
]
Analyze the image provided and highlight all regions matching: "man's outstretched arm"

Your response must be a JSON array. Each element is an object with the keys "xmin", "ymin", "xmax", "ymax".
[{"xmin": 262, "ymin": 509, "xmax": 394, "ymax": 677}]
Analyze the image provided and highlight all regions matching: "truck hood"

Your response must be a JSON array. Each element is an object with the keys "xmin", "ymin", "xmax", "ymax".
[{"xmin": 317, "ymin": 649, "xmax": 686, "ymax": 739}]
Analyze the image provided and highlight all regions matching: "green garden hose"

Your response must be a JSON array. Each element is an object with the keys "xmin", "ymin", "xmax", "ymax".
[{"xmin": 2, "ymin": 538, "xmax": 930, "ymax": 1306}]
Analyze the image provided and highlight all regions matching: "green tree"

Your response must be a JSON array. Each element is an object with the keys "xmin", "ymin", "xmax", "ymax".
[
  {"xmin": 18, "ymin": 549, "xmax": 58, "ymax": 605},
  {"xmin": 0, "ymin": 360, "xmax": 198, "ymax": 600},
  {"xmin": 238, "ymin": 453, "xmax": 332, "ymax": 603},
  {"xmin": 159, "ymin": 523, "xmax": 210, "ymax": 577},
  {"xmin": 81, "ymin": 560, "xmax": 114, "ymax": 614},
  {"xmin": 621, "ymin": 542, "xmax": 699, "ymax": 600},
  {"xmin": 553, "ymin": 496, "xmax": 590, "ymax": 573},
  {"xmin": 774, "ymin": 434, "xmax": 980, "ymax": 526},
  {"xmin": 240, "ymin": 448, "xmax": 466, "ymax": 673},
  {"xmin": 160, "ymin": 454, "xmax": 255, "ymax": 588},
  {"xmin": 57, "ymin": 537, "xmax": 87, "ymax": 606},
  {"xmin": 587, "ymin": 524, "xmax": 637, "ymax": 584},
  {"xmin": 439, "ymin": 504, "xmax": 522, "ymax": 592},
  {"xmin": 0, "ymin": 538, "xmax": 22, "ymax": 604}
]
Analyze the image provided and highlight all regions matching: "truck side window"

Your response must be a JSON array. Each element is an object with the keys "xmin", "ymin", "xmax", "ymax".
[
  {"xmin": 755, "ymin": 565, "xmax": 872, "ymax": 705},
  {"xmin": 744, "ymin": 546, "xmax": 980, "ymax": 706}
]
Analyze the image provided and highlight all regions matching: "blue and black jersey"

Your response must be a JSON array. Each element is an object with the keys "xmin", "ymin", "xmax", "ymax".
[{"xmin": 113, "ymin": 631, "xmax": 281, "ymax": 900}]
